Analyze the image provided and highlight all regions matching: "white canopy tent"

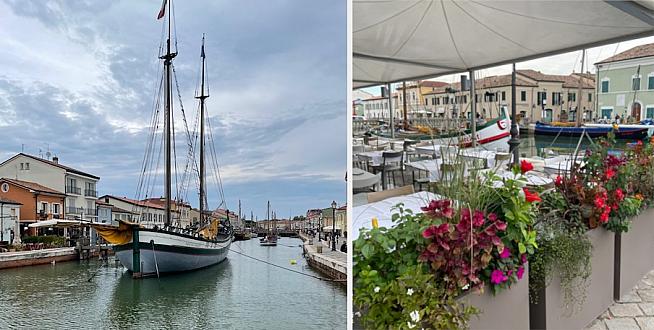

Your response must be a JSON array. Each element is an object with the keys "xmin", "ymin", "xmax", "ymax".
[{"xmin": 353, "ymin": 0, "xmax": 654, "ymax": 88}]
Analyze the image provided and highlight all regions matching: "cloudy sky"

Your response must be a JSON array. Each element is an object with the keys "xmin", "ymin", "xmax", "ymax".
[
  {"xmin": 361, "ymin": 35, "xmax": 654, "ymax": 95},
  {"xmin": 0, "ymin": 0, "xmax": 346, "ymax": 219}
]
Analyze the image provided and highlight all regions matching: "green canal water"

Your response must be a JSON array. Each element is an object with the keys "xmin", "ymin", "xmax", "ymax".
[
  {"xmin": 0, "ymin": 238, "xmax": 346, "ymax": 329},
  {"xmin": 518, "ymin": 134, "xmax": 643, "ymax": 157}
]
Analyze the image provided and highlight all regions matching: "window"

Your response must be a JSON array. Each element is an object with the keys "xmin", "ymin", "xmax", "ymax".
[
  {"xmin": 86, "ymin": 200, "xmax": 95, "ymax": 211},
  {"xmin": 20, "ymin": 163, "xmax": 23, "ymax": 170},
  {"xmin": 1, "ymin": 183, "xmax": 8, "ymax": 193},
  {"xmin": 647, "ymin": 106, "xmax": 654, "ymax": 119},
  {"xmin": 425, "ymin": 98, "xmax": 428, "ymax": 105},
  {"xmin": 537, "ymin": 92, "xmax": 547, "ymax": 105},
  {"xmin": 588, "ymin": 93, "xmax": 592, "ymax": 102},
  {"xmin": 649, "ymin": 75, "xmax": 654, "ymax": 90},
  {"xmin": 568, "ymin": 93, "xmax": 576, "ymax": 102},
  {"xmin": 633, "ymin": 75, "xmax": 641, "ymax": 91},
  {"xmin": 40, "ymin": 202, "xmax": 49, "ymax": 213},
  {"xmin": 462, "ymin": 95, "xmax": 467, "ymax": 103},
  {"xmin": 520, "ymin": 91, "xmax": 526, "ymax": 102},
  {"xmin": 25, "ymin": 163, "xmax": 29, "ymax": 170},
  {"xmin": 51, "ymin": 203, "xmax": 60, "ymax": 215},
  {"xmin": 601, "ymin": 79, "xmax": 609, "ymax": 93},
  {"xmin": 552, "ymin": 92, "xmax": 562, "ymax": 105},
  {"xmin": 501, "ymin": 91, "xmax": 506, "ymax": 101}
]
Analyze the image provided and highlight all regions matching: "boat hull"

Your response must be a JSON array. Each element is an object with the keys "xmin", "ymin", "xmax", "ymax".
[
  {"xmin": 113, "ymin": 229, "xmax": 231, "ymax": 276},
  {"xmin": 534, "ymin": 122, "xmax": 649, "ymax": 139}
]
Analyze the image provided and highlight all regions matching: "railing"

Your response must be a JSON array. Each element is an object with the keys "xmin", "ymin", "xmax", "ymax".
[
  {"xmin": 84, "ymin": 189, "xmax": 97, "ymax": 197},
  {"xmin": 66, "ymin": 186, "xmax": 81, "ymax": 195},
  {"xmin": 66, "ymin": 207, "xmax": 84, "ymax": 214}
]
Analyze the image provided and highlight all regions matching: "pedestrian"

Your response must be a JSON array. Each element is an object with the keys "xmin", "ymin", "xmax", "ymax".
[{"xmin": 340, "ymin": 242, "xmax": 347, "ymax": 253}]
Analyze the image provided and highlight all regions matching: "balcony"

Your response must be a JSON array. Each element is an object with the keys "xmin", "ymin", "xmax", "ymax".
[
  {"xmin": 66, "ymin": 186, "xmax": 81, "ymax": 195},
  {"xmin": 84, "ymin": 189, "xmax": 97, "ymax": 197},
  {"xmin": 66, "ymin": 207, "xmax": 84, "ymax": 215}
]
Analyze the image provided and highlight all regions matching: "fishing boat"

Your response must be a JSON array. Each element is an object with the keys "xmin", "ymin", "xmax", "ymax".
[
  {"xmin": 534, "ymin": 121, "xmax": 650, "ymax": 139},
  {"xmin": 94, "ymin": 1, "xmax": 232, "ymax": 278},
  {"xmin": 260, "ymin": 201, "xmax": 277, "ymax": 246},
  {"xmin": 370, "ymin": 109, "xmax": 511, "ymax": 147}
]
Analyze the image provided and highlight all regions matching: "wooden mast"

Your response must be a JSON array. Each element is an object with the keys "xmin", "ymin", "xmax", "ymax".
[
  {"xmin": 162, "ymin": 0, "xmax": 176, "ymax": 226},
  {"xmin": 196, "ymin": 34, "xmax": 209, "ymax": 226}
]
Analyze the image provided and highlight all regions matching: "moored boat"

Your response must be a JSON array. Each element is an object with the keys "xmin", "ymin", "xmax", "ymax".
[{"xmin": 534, "ymin": 121, "xmax": 650, "ymax": 139}]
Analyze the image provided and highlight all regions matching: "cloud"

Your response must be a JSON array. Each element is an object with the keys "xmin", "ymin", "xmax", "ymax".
[{"xmin": 0, "ymin": 0, "xmax": 347, "ymax": 218}]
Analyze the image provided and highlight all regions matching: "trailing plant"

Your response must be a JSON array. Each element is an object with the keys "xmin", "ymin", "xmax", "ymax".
[
  {"xmin": 353, "ymin": 204, "xmax": 478, "ymax": 329},
  {"xmin": 528, "ymin": 190, "xmax": 592, "ymax": 313}
]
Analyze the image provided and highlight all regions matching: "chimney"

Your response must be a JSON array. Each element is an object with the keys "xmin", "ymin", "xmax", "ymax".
[{"xmin": 52, "ymin": 156, "xmax": 59, "ymax": 164}]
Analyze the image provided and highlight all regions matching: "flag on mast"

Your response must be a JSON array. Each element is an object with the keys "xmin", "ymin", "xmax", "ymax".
[{"xmin": 157, "ymin": 0, "xmax": 167, "ymax": 20}]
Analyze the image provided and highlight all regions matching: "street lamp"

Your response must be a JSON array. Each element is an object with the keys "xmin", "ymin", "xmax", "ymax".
[
  {"xmin": 318, "ymin": 214, "xmax": 322, "ymax": 242},
  {"xmin": 331, "ymin": 201, "xmax": 337, "ymax": 251}
]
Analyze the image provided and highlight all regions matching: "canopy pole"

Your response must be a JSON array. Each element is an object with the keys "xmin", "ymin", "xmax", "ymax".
[
  {"xmin": 469, "ymin": 70, "xmax": 476, "ymax": 147},
  {"xmin": 403, "ymin": 81, "xmax": 408, "ymax": 130},
  {"xmin": 509, "ymin": 63, "xmax": 520, "ymax": 165},
  {"xmin": 388, "ymin": 83, "xmax": 394, "ymax": 139}
]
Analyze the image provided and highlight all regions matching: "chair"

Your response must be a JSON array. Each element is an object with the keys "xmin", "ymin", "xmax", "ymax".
[
  {"xmin": 494, "ymin": 152, "xmax": 512, "ymax": 170},
  {"xmin": 367, "ymin": 185, "xmax": 415, "ymax": 203},
  {"xmin": 371, "ymin": 150, "xmax": 404, "ymax": 189}
]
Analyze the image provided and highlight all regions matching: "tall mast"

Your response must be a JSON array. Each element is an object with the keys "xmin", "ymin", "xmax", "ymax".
[
  {"xmin": 576, "ymin": 49, "xmax": 585, "ymax": 127},
  {"xmin": 162, "ymin": 0, "xmax": 176, "ymax": 226},
  {"xmin": 196, "ymin": 34, "xmax": 209, "ymax": 226},
  {"xmin": 267, "ymin": 201, "xmax": 270, "ymax": 233}
]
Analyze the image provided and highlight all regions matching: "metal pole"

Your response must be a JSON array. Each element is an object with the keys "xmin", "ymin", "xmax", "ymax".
[
  {"xmin": 509, "ymin": 63, "xmax": 520, "ymax": 165},
  {"xmin": 388, "ymin": 83, "xmax": 395, "ymax": 139},
  {"xmin": 403, "ymin": 81, "xmax": 408, "ymax": 130},
  {"xmin": 576, "ymin": 50, "xmax": 585, "ymax": 126},
  {"xmin": 331, "ymin": 203, "xmax": 336, "ymax": 251},
  {"xmin": 197, "ymin": 35, "xmax": 208, "ymax": 228},
  {"xmin": 469, "ymin": 70, "xmax": 477, "ymax": 147}
]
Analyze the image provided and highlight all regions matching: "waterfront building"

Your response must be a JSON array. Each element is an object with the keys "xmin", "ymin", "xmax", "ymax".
[
  {"xmin": 97, "ymin": 195, "xmax": 166, "ymax": 229},
  {"xmin": 306, "ymin": 209, "xmax": 322, "ymax": 231},
  {"xmin": 143, "ymin": 197, "xmax": 192, "ymax": 228},
  {"xmin": 353, "ymin": 89, "xmax": 374, "ymax": 117},
  {"xmin": 0, "ymin": 153, "xmax": 100, "ymax": 222},
  {"xmin": 189, "ymin": 208, "xmax": 201, "ymax": 226},
  {"xmin": 95, "ymin": 198, "xmax": 136, "ymax": 226},
  {"xmin": 0, "ymin": 178, "xmax": 65, "ymax": 237},
  {"xmin": 421, "ymin": 70, "xmax": 595, "ymax": 123},
  {"xmin": 596, "ymin": 43, "xmax": 654, "ymax": 121},
  {"xmin": 361, "ymin": 93, "xmax": 400, "ymax": 119},
  {"xmin": 0, "ymin": 197, "xmax": 21, "ymax": 244}
]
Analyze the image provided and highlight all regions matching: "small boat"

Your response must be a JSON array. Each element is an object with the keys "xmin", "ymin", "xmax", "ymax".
[
  {"xmin": 259, "ymin": 201, "xmax": 277, "ymax": 246},
  {"xmin": 534, "ymin": 121, "xmax": 650, "ymax": 139},
  {"xmin": 371, "ymin": 109, "xmax": 511, "ymax": 147}
]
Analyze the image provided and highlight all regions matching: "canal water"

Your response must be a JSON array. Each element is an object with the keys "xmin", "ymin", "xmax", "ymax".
[
  {"xmin": 518, "ymin": 134, "xmax": 643, "ymax": 157},
  {"xmin": 0, "ymin": 238, "xmax": 346, "ymax": 329}
]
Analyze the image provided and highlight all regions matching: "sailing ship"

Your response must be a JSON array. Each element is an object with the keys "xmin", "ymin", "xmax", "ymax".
[
  {"xmin": 259, "ymin": 201, "xmax": 277, "ymax": 246},
  {"xmin": 94, "ymin": 0, "xmax": 232, "ymax": 277}
]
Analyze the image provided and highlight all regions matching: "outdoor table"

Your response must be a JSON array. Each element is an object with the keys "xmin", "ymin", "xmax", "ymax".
[
  {"xmin": 406, "ymin": 159, "xmax": 470, "ymax": 182},
  {"xmin": 482, "ymin": 169, "xmax": 554, "ymax": 188},
  {"xmin": 352, "ymin": 191, "xmax": 440, "ymax": 239},
  {"xmin": 352, "ymin": 168, "xmax": 381, "ymax": 191},
  {"xmin": 355, "ymin": 147, "xmax": 402, "ymax": 166}
]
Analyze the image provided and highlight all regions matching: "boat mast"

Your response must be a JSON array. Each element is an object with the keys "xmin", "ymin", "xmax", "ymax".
[
  {"xmin": 267, "ymin": 201, "xmax": 270, "ymax": 234},
  {"xmin": 575, "ymin": 49, "xmax": 585, "ymax": 127},
  {"xmin": 196, "ymin": 34, "xmax": 209, "ymax": 227},
  {"xmin": 162, "ymin": 0, "xmax": 176, "ymax": 226}
]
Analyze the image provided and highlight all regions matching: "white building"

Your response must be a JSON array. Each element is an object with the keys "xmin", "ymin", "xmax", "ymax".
[
  {"xmin": 0, "ymin": 153, "xmax": 100, "ymax": 222},
  {"xmin": 0, "ymin": 197, "xmax": 21, "ymax": 244},
  {"xmin": 98, "ymin": 195, "xmax": 166, "ymax": 229}
]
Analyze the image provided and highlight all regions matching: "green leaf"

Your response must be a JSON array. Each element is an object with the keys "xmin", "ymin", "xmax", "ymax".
[{"xmin": 518, "ymin": 242, "xmax": 526, "ymax": 254}]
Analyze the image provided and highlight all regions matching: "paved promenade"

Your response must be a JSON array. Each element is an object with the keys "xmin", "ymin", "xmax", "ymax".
[
  {"xmin": 299, "ymin": 232, "xmax": 346, "ymax": 281},
  {"xmin": 587, "ymin": 269, "xmax": 654, "ymax": 330},
  {"xmin": 0, "ymin": 247, "xmax": 77, "ymax": 269}
]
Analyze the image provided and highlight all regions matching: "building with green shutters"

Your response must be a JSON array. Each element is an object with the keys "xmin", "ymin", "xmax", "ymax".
[{"xmin": 596, "ymin": 44, "xmax": 654, "ymax": 121}]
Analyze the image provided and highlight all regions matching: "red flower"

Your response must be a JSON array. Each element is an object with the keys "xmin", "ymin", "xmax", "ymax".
[
  {"xmin": 605, "ymin": 168, "xmax": 616, "ymax": 180},
  {"xmin": 615, "ymin": 188, "xmax": 625, "ymax": 201},
  {"xmin": 523, "ymin": 188, "xmax": 541, "ymax": 203},
  {"xmin": 594, "ymin": 195, "xmax": 605, "ymax": 209},
  {"xmin": 520, "ymin": 160, "xmax": 534, "ymax": 174},
  {"xmin": 555, "ymin": 175, "xmax": 563, "ymax": 186},
  {"xmin": 423, "ymin": 223, "xmax": 449, "ymax": 239}
]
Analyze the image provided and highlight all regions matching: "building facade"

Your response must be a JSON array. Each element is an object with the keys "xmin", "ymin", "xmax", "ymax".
[
  {"xmin": 98, "ymin": 195, "xmax": 166, "ymax": 229},
  {"xmin": 0, "ymin": 154, "xmax": 99, "ymax": 222},
  {"xmin": 0, "ymin": 178, "xmax": 66, "ymax": 236},
  {"xmin": 596, "ymin": 43, "xmax": 654, "ymax": 121},
  {"xmin": 0, "ymin": 197, "xmax": 21, "ymax": 244}
]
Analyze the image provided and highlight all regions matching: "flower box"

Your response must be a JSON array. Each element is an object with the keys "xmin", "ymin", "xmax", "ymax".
[
  {"xmin": 459, "ymin": 265, "xmax": 530, "ymax": 330},
  {"xmin": 614, "ymin": 207, "xmax": 654, "ymax": 299},
  {"xmin": 529, "ymin": 228, "xmax": 614, "ymax": 329}
]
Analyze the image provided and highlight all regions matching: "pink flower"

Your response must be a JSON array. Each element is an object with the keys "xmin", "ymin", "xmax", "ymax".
[
  {"xmin": 517, "ymin": 266, "xmax": 525, "ymax": 280},
  {"xmin": 555, "ymin": 175, "xmax": 563, "ymax": 186},
  {"xmin": 615, "ymin": 188, "xmax": 624, "ymax": 201},
  {"xmin": 422, "ymin": 223, "xmax": 449, "ymax": 239},
  {"xmin": 487, "ymin": 213, "xmax": 497, "ymax": 223},
  {"xmin": 499, "ymin": 247, "xmax": 511, "ymax": 259},
  {"xmin": 473, "ymin": 210, "xmax": 485, "ymax": 227},
  {"xmin": 521, "ymin": 254, "xmax": 527, "ymax": 264},
  {"xmin": 494, "ymin": 221, "xmax": 507, "ymax": 231},
  {"xmin": 490, "ymin": 269, "xmax": 507, "ymax": 284}
]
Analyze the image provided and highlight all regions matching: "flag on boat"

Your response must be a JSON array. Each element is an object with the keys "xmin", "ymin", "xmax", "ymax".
[{"xmin": 157, "ymin": 0, "xmax": 167, "ymax": 20}]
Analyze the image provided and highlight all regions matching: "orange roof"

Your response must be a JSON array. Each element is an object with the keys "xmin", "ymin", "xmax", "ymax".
[
  {"xmin": 99, "ymin": 195, "xmax": 165, "ymax": 210},
  {"xmin": 0, "ymin": 178, "xmax": 65, "ymax": 195},
  {"xmin": 596, "ymin": 43, "xmax": 654, "ymax": 64}
]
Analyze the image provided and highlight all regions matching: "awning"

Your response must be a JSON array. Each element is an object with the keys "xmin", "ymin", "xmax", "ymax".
[
  {"xmin": 28, "ymin": 219, "xmax": 92, "ymax": 228},
  {"xmin": 323, "ymin": 226, "xmax": 342, "ymax": 231},
  {"xmin": 353, "ymin": 0, "xmax": 654, "ymax": 88}
]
